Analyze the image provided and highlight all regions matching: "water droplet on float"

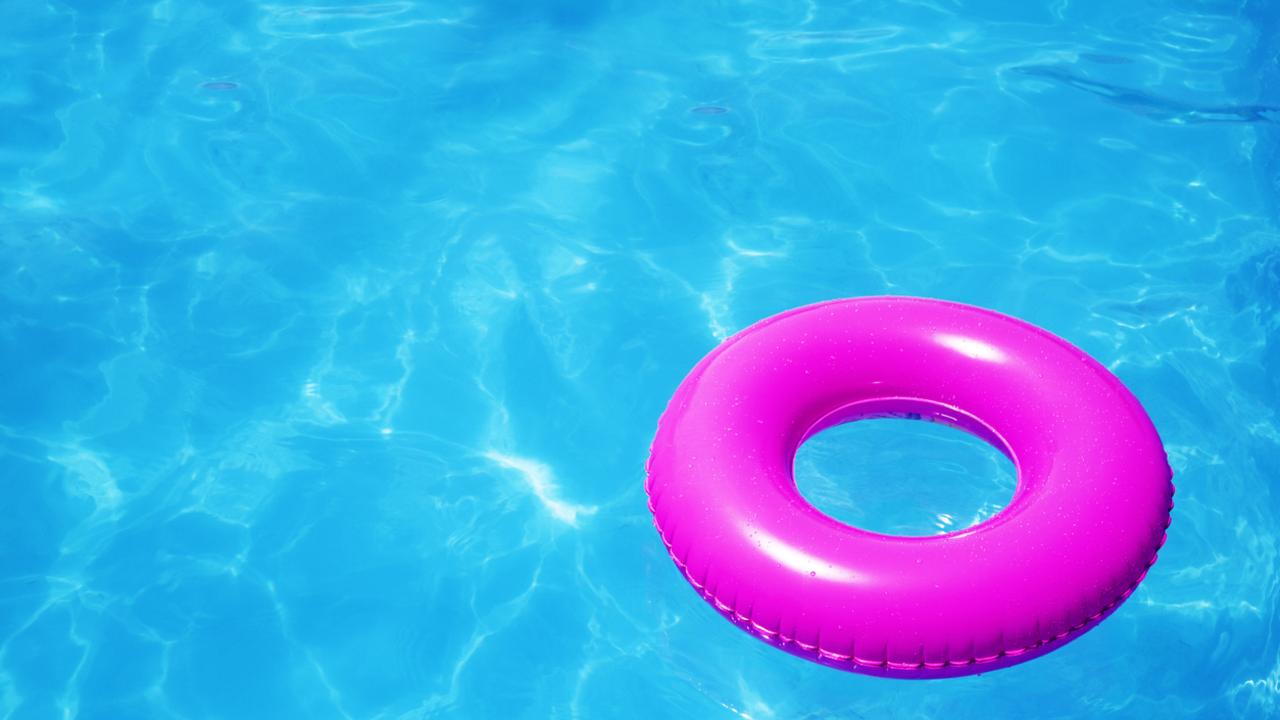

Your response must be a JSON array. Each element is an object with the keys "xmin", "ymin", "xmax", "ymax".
[
  {"xmin": 691, "ymin": 105, "xmax": 729, "ymax": 115},
  {"xmin": 809, "ymin": 571, "xmax": 816, "ymax": 577},
  {"xmin": 202, "ymin": 81, "xmax": 239, "ymax": 90}
]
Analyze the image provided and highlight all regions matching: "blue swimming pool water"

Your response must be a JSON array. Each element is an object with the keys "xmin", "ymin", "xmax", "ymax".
[{"xmin": 2, "ymin": 0, "xmax": 1278, "ymax": 717}]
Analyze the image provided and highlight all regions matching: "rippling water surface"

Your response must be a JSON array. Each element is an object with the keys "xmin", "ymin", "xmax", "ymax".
[{"xmin": 2, "ymin": 1, "xmax": 1279, "ymax": 718}]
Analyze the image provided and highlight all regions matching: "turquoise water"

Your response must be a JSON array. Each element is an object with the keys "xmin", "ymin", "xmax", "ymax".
[{"xmin": 2, "ymin": 0, "xmax": 1279, "ymax": 717}]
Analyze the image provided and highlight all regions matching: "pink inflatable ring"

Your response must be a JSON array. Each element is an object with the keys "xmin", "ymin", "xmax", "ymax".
[{"xmin": 646, "ymin": 297, "xmax": 1173, "ymax": 678}]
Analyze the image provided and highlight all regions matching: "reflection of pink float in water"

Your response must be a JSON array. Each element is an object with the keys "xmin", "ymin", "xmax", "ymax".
[{"xmin": 645, "ymin": 297, "xmax": 1174, "ymax": 678}]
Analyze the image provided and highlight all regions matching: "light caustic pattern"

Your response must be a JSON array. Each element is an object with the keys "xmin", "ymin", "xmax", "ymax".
[{"xmin": 0, "ymin": 0, "xmax": 1278, "ymax": 718}]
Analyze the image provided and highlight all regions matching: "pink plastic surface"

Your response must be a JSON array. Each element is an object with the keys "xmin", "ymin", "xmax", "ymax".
[{"xmin": 645, "ymin": 297, "xmax": 1174, "ymax": 678}]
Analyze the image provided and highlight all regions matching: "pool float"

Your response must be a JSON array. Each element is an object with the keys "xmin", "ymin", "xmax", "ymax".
[{"xmin": 645, "ymin": 297, "xmax": 1173, "ymax": 678}]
